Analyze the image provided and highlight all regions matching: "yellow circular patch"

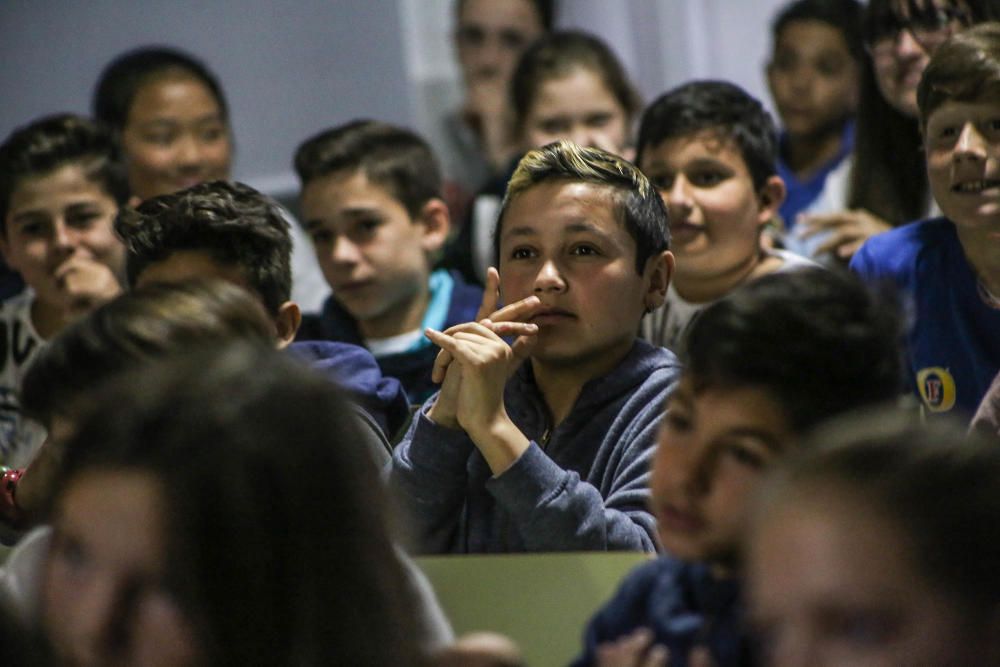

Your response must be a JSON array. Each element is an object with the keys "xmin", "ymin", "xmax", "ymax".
[{"xmin": 916, "ymin": 367, "xmax": 957, "ymax": 413}]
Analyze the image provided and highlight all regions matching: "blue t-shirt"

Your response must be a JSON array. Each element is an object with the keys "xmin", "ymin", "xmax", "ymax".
[
  {"xmin": 571, "ymin": 557, "xmax": 749, "ymax": 667},
  {"xmin": 850, "ymin": 217, "xmax": 1000, "ymax": 416},
  {"xmin": 776, "ymin": 122, "xmax": 854, "ymax": 227}
]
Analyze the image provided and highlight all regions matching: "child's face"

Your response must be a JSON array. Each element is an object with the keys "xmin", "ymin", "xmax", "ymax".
[
  {"xmin": 767, "ymin": 20, "xmax": 858, "ymax": 140},
  {"xmin": 301, "ymin": 170, "xmax": 444, "ymax": 334},
  {"xmin": 498, "ymin": 180, "xmax": 668, "ymax": 373},
  {"xmin": 868, "ymin": 0, "xmax": 968, "ymax": 117},
  {"xmin": 523, "ymin": 67, "xmax": 630, "ymax": 155},
  {"xmin": 650, "ymin": 376, "xmax": 794, "ymax": 570},
  {"xmin": 748, "ymin": 491, "xmax": 988, "ymax": 666},
  {"xmin": 924, "ymin": 99, "xmax": 1000, "ymax": 236},
  {"xmin": 0, "ymin": 164, "xmax": 124, "ymax": 309},
  {"xmin": 122, "ymin": 74, "xmax": 231, "ymax": 201},
  {"xmin": 455, "ymin": 0, "xmax": 543, "ymax": 95},
  {"xmin": 640, "ymin": 131, "xmax": 779, "ymax": 286},
  {"xmin": 43, "ymin": 469, "xmax": 202, "ymax": 667}
]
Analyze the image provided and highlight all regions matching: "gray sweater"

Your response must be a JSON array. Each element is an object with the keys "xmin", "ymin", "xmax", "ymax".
[{"xmin": 390, "ymin": 339, "xmax": 681, "ymax": 553}]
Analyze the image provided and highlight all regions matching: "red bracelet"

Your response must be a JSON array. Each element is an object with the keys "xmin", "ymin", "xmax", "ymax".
[{"xmin": 0, "ymin": 467, "xmax": 24, "ymax": 527}]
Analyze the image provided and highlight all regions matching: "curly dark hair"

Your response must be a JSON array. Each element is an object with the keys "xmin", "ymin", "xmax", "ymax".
[{"xmin": 115, "ymin": 180, "xmax": 292, "ymax": 315}]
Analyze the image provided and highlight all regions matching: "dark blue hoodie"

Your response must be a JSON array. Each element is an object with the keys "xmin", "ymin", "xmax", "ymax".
[
  {"xmin": 572, "ymin": 557, "xmax": 752, "ymax": 667},
  {"xmin": 287, "ymin": 340, "xmax": 410, "ymax": 440}
]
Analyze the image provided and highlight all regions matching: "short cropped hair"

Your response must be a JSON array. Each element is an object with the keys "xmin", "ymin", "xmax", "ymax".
[
  {"xmin": 21, "ymin": 280, "xmax": 274, "ymax": 427},
  {"xmin": 771, "ymin": 0, "xmax": 865, "ymax": 60},
  {"xmin": 494, "ymin": 140, "xmax": 669, "ymax": 273},
  {"xmin": 294, "ymin": 120, "xmax": 442, "ymax": 218},
  {"xmin": 636, "ymin": 80, "xmax": 779, "ymax": 192},
  {"xmin": 685, "ymin": 268, "xmax": 903, "ymax": 433},
  {"xmin": 0, "ymin": 114, "xmax": 128, "ymax": 234},
  {"xmin": 761, "ymin": 412, "xmax": 1000, "ymax": 621},
  {"xmin": 92, "ymin": 46, "xmax": 229, "ymax": 134},
  {"xmin": 918, "ymin": 23, "xmax": 1000, "ymax": 127},
  {"xmin": 454, "ymin": 0, "xmax": 557, "ymax": 31},
  {"xmin": 115, "ymin": 181, "xmax": 292, "ymax": 315},
  {"xmin": 510, "ymin": 30, "xmax": 642, "ymax": 134}
]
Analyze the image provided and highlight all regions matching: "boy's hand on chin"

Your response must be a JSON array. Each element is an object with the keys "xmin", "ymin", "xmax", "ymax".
[
  {"xmin": 55, "ymin": 257, "xmax": 122, "ymax": 321},
  {"xmin": 427, "ymin": 267, "xmax": 540, "ymax": 430}
]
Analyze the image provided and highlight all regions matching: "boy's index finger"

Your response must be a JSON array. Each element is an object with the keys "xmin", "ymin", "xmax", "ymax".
[
  {"xmin": 488, "ymin": 295, "xmax": 542, "ymax": 323},
  {"xmin": 474, "ymin": 267, "xmax": 501, "ymax": 321}
]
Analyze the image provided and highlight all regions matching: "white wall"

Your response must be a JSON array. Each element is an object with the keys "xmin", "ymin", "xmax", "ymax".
[
  {"xmin": 1, "ymin": 0, "xmax": 795, "ymax": 197},
  {"xmin": 0, "ymin": 0, "xmax": 412, "ymax": 196}
]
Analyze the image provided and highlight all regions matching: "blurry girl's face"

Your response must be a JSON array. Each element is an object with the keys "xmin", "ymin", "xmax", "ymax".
[
  {"xmin": 43, "ymin": 469, "xmax": 202, "ymax": 667},
  {"xmin": 749, "ymin": 491, "xmax": 990, "ymax": 666},
  {"xmin": 522, "ymin": 67, "xmax": 630, "ymax": 156},
  {"xmin": 121, "ymin": 73, "xmax": 232, "ymax": 201},
  {"xmin": 867, "ymin": 0, "xmax": 970, "ymax": 116}
]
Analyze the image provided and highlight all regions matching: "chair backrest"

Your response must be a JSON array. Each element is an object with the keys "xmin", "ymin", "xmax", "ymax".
[{"xmin": 415, "ymin": 551, "xmax": 651, "ymax": 666}]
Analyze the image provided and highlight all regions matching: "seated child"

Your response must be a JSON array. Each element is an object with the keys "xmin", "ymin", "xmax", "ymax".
[
  {"xmin": 390, "ymin": 140, "xmax": 679, "ymax": 553},
  {"xmin": 573, "ymin": 268, "xmax": 902, "ymax": 666},
  {"xmin": 113, "ymin": 180, "xmax": 410, "ymax": 438},
  {"xmin": 0, "ymin": 114, "xmax": 127, "ymax": 468},
  {"xmin": 637, "ymin": 80, "xmax": 817, "ymax": 355},
  {"xmin": 765, "ymin": 0, "xmax": 862, "ymax": 257},
  {"xmin": 851, "ymin": 24, "xmax": 1000, "ymax": 417},
  {"xmin": 748, "ymin": 412, "xmax": 1000, "ymax": 665},
  {"xmin": 40, "ymin": 342, "xmax": 437, "ymax": 666},
  {"xmin": 444, "ymin": 29, "xmax": 643, "ymax": 285},
  {"xmin": 294, "ymin": 120, "xmax": 482, "ymax": 403},
  {"xmin": 92, "ymin": 45, "xmax": 329, "ymax": 312}
]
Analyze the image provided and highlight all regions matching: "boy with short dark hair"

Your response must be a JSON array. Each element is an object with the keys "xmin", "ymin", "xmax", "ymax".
[
  {"xmin": 294, "ymin": 120, "xmax": 483, "ymax": 403},
  {"xmin": 114, "ymin": 180, "xmax": 410, "ymax": 440},
  {"xmin": 0, "ymin": 114, "xmax": 127, "ymax": 467},
  {"xmin": 390, "ymin": 140, "xmax": 678, "ymax": 553},
  {"xmin": 851, "ymin": 23, "xmax": 1000, "ymax": 417},
  {"xmin": 636, "ymin": 81, "xmax": 815, "ymax": 355},
  {"xmin": 573, "ymin": 268, "xmax": 903, "ymax": 666},
  {"xmin": 766, "ymin": 0, "xmax": 862, "ymax": 248}
]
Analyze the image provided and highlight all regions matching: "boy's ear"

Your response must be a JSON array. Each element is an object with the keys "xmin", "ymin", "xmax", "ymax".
[
  {"xmin": 642, "ymin": 249, "xmax": 675, "ymax": 312},
  {"xmin": 416, "ymin": 198, "xmax": 451, "ymax": 253},
  {"xmin": 274, "ymin": 301, "xmax": 301, "ymax": 349},
  {"xmin": 756, "ymin": 176, "xmax": 786, "ymax": 226}
]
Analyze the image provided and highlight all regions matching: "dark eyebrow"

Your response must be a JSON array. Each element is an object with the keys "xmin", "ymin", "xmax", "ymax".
[
  {"xmin": 10, "ymin": 210, "xmax": 45, "ymax": 224},
  {"xmin": 65, "ymin": 201, "xmax": 103, "ymax": 211},
  {"xmin": 304, "ymin": 207, "xmax": 381, "ymax": 231},
  {"xmin": 137, "ymin": 113, "xmax": 224, "ymax": 129}
]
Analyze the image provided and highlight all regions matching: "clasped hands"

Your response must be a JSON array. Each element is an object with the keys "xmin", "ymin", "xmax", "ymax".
[{"xmin": 425, "ymin": 268, "xmax": 542, "ymax": 474}]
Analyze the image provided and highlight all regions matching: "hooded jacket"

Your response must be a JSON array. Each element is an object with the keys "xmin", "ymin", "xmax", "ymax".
[{"xmin": 390, "ymin": 339, "xmax": 681, "ymax": 553}]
